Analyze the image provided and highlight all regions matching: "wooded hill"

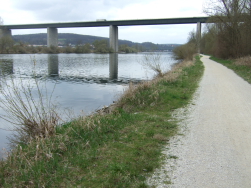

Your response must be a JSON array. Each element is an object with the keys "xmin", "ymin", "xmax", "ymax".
[{"xmin": 12, "ymin": 33, "xmax": 180, "ymax": 51}]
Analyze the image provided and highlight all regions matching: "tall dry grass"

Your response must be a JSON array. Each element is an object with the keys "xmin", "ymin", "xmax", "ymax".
[
  {"xmin": 0, "ymin": 75, "xmax": 60, "ymax": 146},
  {"xmin": 234, "ymin": 56, "xmax": 251, "ymax": 67},
  {"xmin": 116, "ymin": 59, "xmax": 194, "ymax": 112}
]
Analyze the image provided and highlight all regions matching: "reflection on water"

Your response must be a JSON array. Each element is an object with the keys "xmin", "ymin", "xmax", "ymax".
[
  {"xmin": 47, "ymin": 53, "xmax": 119, "ymax": 81},
  {"xmin": 0, "ymin": 52, "xmax": 177, "ymax": 157},
  {"xmin": 0, "ymin": 59, "xmax": 13, "ymax": 75},
  {"xmin": 48, "ymin": 54, "xmax": 59, "ymax": 76},
  {"xmin": 109, "ymin": 53, "xmax": 118, "ymax": 80}
]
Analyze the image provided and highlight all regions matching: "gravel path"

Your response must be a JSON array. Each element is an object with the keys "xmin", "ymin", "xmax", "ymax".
[{"xmin": 148, "ymin": 55, "xmax": 251, "ymax": 188}]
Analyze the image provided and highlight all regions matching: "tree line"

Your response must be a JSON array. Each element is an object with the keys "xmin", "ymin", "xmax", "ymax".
[
  {"xmin": 0, "ymin": 37, "xmax": 142, "ymax": 54},
  {"xmin": 174, "ymin": 0, "xmax": 251, "ymax": 60},
  {"xmin": 12, "ymin": 33, "xmax": 179, "ymax": 51},
  {"xmin": 0, "ymin": 36, "xmax": 174, "ymax": 54}
]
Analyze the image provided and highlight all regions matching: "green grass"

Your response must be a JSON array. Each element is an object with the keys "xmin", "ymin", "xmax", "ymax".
[
  {"xmin": 210, "ymin": 56, "xmax": 251, "ymax": 83},
  {"xmin": 0, "ymin": 56, "xmax": 204, "ymax": 187}
]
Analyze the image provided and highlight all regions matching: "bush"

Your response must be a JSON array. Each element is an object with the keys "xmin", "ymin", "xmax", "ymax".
[
  {"xmin": 0, "ymin": 75, "xmax": 60, "ymax": 146},
  {"xmin": 173, "ymin": 42, "xmax": 196, "ymax": 60}
]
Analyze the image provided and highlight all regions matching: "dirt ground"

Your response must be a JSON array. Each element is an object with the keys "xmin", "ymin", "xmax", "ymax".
[{"xmin": 148, "ymin": 55, "xmax": 251, "ymax": 188}]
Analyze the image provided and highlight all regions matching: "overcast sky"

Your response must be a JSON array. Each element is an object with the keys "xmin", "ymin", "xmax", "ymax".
[{"xmin": 0, "ymin": 0, "xmax": 207, "ymax": 44}]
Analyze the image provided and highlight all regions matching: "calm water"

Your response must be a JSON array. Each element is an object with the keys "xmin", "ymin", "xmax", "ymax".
[{"xmin": 0, "ymin": 52, "xmax": 176, "ymax": 156}]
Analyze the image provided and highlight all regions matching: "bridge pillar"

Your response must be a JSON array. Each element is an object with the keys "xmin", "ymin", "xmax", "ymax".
[
  {"xmin": 196, "ymin": 22, "xmax": 201, "ymax": 54},
  {"xmin": 109, "ymin": 25, "xmax": 118, "ymax": 52},
  {"xmin": 0, "ymin": 28, "xmax": 12, "ymax": 39},
  {"xmin": 47, "ymin": 27, "xmax": 58, "ymax": 47}
]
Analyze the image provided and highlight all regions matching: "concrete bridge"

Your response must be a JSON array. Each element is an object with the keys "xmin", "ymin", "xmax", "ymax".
[{"xmin": 0, "ymin": 17, "xmax": 209, "ymax": 52}]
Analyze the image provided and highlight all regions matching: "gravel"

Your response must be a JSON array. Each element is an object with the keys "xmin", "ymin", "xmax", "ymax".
[{"xmin": 147, "ymin": 55, "xmax": 251, "ymax": 188}]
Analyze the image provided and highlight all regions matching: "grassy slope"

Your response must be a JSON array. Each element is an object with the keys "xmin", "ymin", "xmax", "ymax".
[
  {"xmin": 0, "ymin": 56, "xmax": 204, "ymax": 188},
  {"xmin": 210, "ymin": 56, "xmax": 251, "ymax": 84}
]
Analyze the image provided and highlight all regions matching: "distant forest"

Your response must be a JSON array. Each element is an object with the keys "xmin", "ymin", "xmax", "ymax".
[{"xmin": 12, "ymin": 33, "xmax": 180, "ymax": 51}]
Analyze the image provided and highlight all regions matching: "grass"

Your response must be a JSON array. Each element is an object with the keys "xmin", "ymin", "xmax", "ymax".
[
  {"xmin": 210, "ymin": 56, "xmax": 251, "ymax": 84},
  {"xmin": 0, "ymin": 56, "xmax": 204, "ymax": 187}
]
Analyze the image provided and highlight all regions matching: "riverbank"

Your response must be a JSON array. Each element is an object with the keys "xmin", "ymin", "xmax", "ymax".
[
  {"xmin": 210, "ymin": 56, "xmax": 251, "ymax": 84},
  {"xmin": 0, "ymin": 56, "xmax": 204, "ymax": 187}
]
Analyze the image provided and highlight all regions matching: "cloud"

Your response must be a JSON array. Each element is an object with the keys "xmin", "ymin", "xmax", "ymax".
[
  {"xmin": 13, "ymin": 0, "xmax": 204, "ymax": 22},
  {"xmin": 12, "ymin": 0, "xmax": 53, "ymax": 11},
  {"xmin": 2, "ymin": 0, "xmax": 207, "ymax": 43},
  {"xmin": 119, "ymin": 24, "xmax": 197, "ymax": 44},
  {"xmin": 10, "ymin": 0, "xmax": 154, "ymax": 22}
]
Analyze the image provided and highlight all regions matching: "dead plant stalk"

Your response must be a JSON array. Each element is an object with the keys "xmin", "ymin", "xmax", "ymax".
[{"xmin": 0, "ymin": 75, "xmax": 60, "ymax": 146}]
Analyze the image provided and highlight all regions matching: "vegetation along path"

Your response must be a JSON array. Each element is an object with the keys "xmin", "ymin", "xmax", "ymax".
[{"xmin": 149, "ymin": 55, "xmax": 251, "ymax": 187}]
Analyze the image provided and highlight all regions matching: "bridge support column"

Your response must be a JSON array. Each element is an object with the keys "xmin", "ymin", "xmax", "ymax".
[
  {"xmin": 47, "ymin": 27, "xmax": 58, "ymax": 47},
  {"xmin": 196, "ymin": 22, "xmax": 201, "ymax": 54},
  {"xmin": 0, "ymin": 28, "xmax": 12, "ymax": 39},
  {"xmin": 109, "ymin": 25, "xmax": 118, "ymax": 52}
]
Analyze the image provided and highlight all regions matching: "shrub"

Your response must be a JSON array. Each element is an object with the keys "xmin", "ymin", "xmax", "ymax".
[{"xmin": 173, "ymin": 42, "xmax": 196, "ymax": 60}]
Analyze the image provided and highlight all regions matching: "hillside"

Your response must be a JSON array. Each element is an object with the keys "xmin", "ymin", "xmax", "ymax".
[{"xmin": 12, "ymin": 33, "xmax": 180, "ymax": 51}]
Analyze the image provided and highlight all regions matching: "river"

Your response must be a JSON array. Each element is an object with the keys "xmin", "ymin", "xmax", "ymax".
[{"xmin": 0, "ymin": 52, "xmax": 176, "ymax": 157}]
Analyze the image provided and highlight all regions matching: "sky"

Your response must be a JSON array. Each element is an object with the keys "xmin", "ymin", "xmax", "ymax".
[{"xmin": 0, "ymin": 0, "xmax": 207, "ymax": 44}]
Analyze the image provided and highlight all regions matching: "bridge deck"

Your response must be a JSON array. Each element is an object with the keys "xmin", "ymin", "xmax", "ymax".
[{"xmin": 0, "ymin": 17, "xmax": 209, "ymax": 29}]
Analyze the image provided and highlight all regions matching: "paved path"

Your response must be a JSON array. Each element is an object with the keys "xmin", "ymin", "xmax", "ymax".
[{"xmin": 148, "ymin": 55, "xmax": 251, "ymax": 188}]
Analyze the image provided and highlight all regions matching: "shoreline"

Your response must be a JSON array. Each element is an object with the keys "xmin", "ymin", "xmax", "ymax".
[{"xmin": 0, "ymin": 56, "xmax": 204, "ymax": 187}]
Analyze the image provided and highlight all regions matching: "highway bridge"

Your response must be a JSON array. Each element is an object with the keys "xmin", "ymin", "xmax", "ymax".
[{"xmin": 0, "ymin": 17, "xmax": 209, "ymax": 52}]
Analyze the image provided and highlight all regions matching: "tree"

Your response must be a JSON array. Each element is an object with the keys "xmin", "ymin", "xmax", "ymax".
[
  {"xmin": 75, "ymin": 43, "xmax": 91, "ymax": 53},
  {"xmin": 119, "ymin": 44, "xmax": 138, "ymax": 53},
  {"xmin": 82, "ymin": 43, "xmax": 91, "ymax": 53},
  {"xmin": 0, "ymin": 36, "xmax": 14, "ymax": 53},
  {"xmin": 173, "ymin": 30, "xmax": 197, "ymax": 60},
  {"xmin": 0, "ymin": 17, "xmax": 16, "ymax": 53},
  {"xmin": 203, "ymin": 0, "xmax": 251, "ymax": 58},
  {"xmin": 93, "ymin": 40, "xmax": 113, "ymax": 53}
]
